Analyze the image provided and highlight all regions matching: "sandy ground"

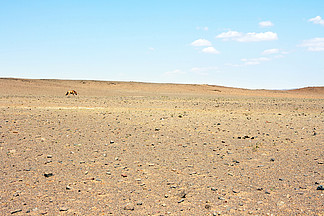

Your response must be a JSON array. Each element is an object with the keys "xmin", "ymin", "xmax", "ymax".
[{"xmin": 0, "ymin": 78, "xmax": 323, "ymax": 215}]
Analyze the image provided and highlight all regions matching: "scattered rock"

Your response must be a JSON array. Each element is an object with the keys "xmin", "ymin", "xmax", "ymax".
[
  {"xmin": 59, "ymin": 207, "xmax": 69, "ymax": 211},
  {"xmin": 178, "ymin": 199, "xmax": 185, "ymax": 203},
  {"xmin": 317, "ymin": 185, "xmax": 324, "ymax": 190},
  {"xmin": 178, "ymin": 191, "xmax": 187, "ymax": 198},
  {"xmin": 44, "ymin": 172, "xmax": 53, "ymax": 177},
  {"xmin": 232, "ymin": 189, "xmax": 240, "ymax": 193},
  {"xmin": 123, "ymin": 203, "xmax": 135, "ymax": 210},
  {"xmin": 11, "ymin": 209, "xmax": 22, "ymax": 214}
]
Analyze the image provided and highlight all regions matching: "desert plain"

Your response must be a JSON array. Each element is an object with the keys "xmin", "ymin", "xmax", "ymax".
[{"xmin": 0, "ymin": 78, "xmax": 323, "ymax": 215}]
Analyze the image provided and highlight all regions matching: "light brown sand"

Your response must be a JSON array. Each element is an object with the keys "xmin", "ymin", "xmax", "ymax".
[{"xmin": 0, "ymin": 78, "xmax": 323, "ymax": 215}]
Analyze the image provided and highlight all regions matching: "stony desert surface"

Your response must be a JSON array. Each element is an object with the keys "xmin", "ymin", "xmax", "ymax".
[{"xmin": 0, "ymin": 78, "xmax": 323, "ymax": 215}]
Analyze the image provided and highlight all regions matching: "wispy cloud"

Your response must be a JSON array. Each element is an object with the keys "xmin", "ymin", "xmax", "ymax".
[
  {"xmin": 216, "ymin": 31, "xmax": 278, "ymax": 42},
  {"xmin": 300, "ymin": 38, "xmax": 324, "ymax": 51},
  {"xmin": 259, "ymin": 21, "xmax": 274, "ymax": 27},
  {"xmin": 262, "ymin": 48, "xmax": 280, "ymax": 55},
  {"xmin": 241, "ymin": 57, "xmax": 270, "ymax": 65},
  {"xmin": 201, "ymin": 47, "xmax": 220, "ymax": 54},
  {"xmin": 262, "ymin": 48, "xmax": 288, "ymax": 56},
  {"xmin": 309, "ymin": 16, "xmax": 324, "ymax": 26},
  {"xmin": 191, "ymin": 39, "xmax": 212, "ymax": 46}
]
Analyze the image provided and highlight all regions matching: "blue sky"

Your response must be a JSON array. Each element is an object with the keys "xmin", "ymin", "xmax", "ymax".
[{"xmin": 0, "ymin": 1, "xmax": 323, "ymax": 89}]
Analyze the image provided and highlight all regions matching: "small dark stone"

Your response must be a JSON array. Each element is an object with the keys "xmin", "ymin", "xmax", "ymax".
[
  {"xmin": 270, "ymin": 158, "xmax": 275, "ymax": 162},
  {"xmin": 178, "ymin": 199, "xmax": 185, "ymax": 203},
  {"xmin": 279, "ymin": 178, "xmax": 284, "ymax": 181},
  {"xmin": 205, "ymin": 204, "xmax": 212, "ymax": 210},
  {"xmin": 11, "ymin": 209, "xmax": 22, "ymax": 214},
  {"xmin": 317, "ymin": 185, "xmax": 324, "ymax": 190},
  {"xmin": 44, "ymin": 173, "xmax": 53, "ymax": 177},
  {"xmin": 178, "ymin": 191, "xmax": 187, "ymax": 198},
  {"xmin": 123, "ymin": 203, "xmax": 135, "ymax": 210},
  {"xmin": 59, "ymin": 207, "xmax": 68, "ymax": 211}
]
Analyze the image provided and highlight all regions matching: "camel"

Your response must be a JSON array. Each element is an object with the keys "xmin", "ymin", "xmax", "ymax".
[{"xmin": 66, "ymin": 90, "xmax": 77, "ymax": 96}]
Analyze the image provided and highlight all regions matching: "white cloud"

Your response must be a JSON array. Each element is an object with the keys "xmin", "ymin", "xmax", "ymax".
[
  {"xmin": 191, "ymin": 39, "xmax": 212, "ymax": 46},
  {"xmin": 300, "ymin": 38, "xmax": 324, "ymax": 51},
  {"xmin": 262, "ymin": 48, "xmax": 289, "ymax": 56},
  {"xmin": 164, "ymin": 69, "xmax": 186, "ymax": 75},
  {"xmin": 202, "ymin": 47, "xmax": 220, "ymax": 54},
  {"xmin": 262, "ymin": 48, "xmax": 280, "ymax": 55},
  {"xmin": 309, "ymin": 16, "xmax": 324, "ymax": 26},
  {"xmin": 216, "ymin": 31, "xmax": 243, "ymax": 40},
  {"xmin": 216, "ymin": 31, "xmax": 278, "ymax": 42},
  {"xmin": 148, "ymin": 47, "xmax": 155, "ymax": 51},
  {"xmin": 241, "ymin": 57, "xmax": 270, "ymax": 65},
  {"xmin": 259, "ymin": 21, "xmax": 274, "ymax": 27}
]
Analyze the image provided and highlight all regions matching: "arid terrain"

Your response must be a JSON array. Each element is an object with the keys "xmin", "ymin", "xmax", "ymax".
[{"xmin": 0, "ymin": 78, "xmax": 323, "ymax": 215}]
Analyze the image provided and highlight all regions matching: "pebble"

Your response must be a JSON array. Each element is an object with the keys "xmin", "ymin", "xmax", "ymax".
[
  {"xmin": 47, "ymin": 155, "xmax": 52, "ymax": 158},
  {"xmin": 178, "ymin": 191, "xmax": 187, "ymax": 198},
  {"xmin": 59, "ymin": 207, "xmax": 69, "ymax": 211},
  {"xmin": 123, "ymin": 203, "xmax": 135, "ymax": 210},
  {"xmin": 178, "ymin": 199, "xmax": 185, "ymax": 203},
  {"xmin": 211, "ymin": 187, "xmax": 217, "ymax": 191},
  {"xmin": 317, "ymin": 185, "xmax": 324, "ymax": 190},
  {"xmin": 270, "ymin": 158, "xmax": 275, "ymax": 162},
  {"xmin": 44, "ymin": 172, "xmax": 53, "ymax": 177},
  {"xmin": 10, "ymin": 209, "xmax": 22, "ymax": 214},
  {"xmin": 66, "ymin": 185, "xmax": 72, "ymax": 190},
  {"xmin": 232, "ymin": 189, "xmax": 240, "ymax": 193}
]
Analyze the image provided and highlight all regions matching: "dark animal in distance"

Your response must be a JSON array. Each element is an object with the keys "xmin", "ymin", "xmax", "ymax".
[{"xmin": 66, "ymin": 90, "xmax": 77, "ymax": 96}]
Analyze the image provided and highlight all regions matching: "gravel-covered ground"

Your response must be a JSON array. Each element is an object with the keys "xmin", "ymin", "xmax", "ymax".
[{"xmin": 0, "ymin": 78, "xmax": 323, "ymax": 215}]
